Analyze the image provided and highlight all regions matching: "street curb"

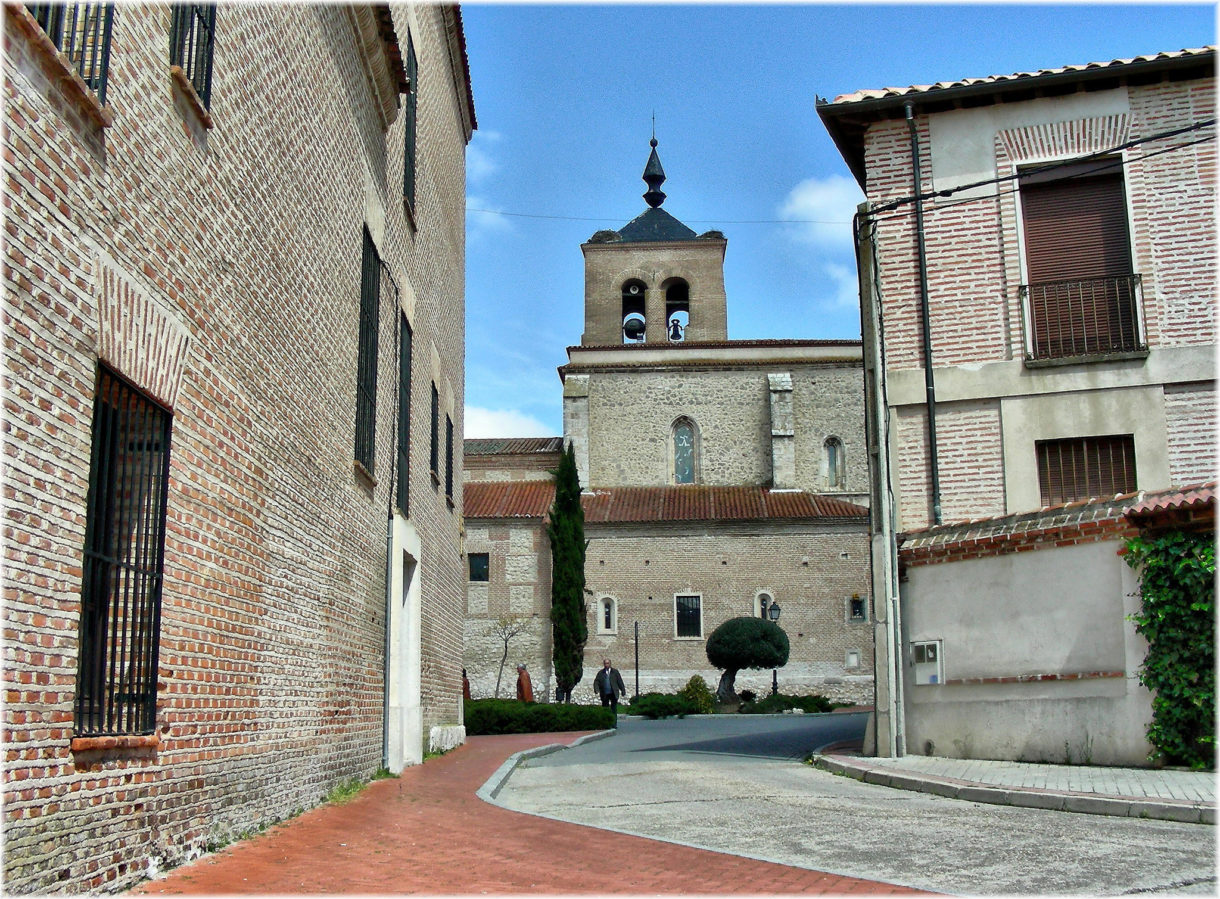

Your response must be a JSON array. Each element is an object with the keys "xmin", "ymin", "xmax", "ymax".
[
  {"xmin": 476, "ymin": 730, "xmax": 616, "ymax": 803},
  {"xmin": 811, "ymin": 754, "xmax": 1215, "ymax": 825}
]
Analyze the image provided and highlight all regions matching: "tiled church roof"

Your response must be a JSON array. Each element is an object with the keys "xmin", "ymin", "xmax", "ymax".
[
  {"xmin": 464, "ymin": 437, "xmax": 564, "ymax": 456},
  {"xmin": 463, "ymin": 482, "xmax": 867, "ymax": 523}
]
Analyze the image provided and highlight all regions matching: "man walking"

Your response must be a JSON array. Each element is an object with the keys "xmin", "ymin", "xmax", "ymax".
[{"xmin": 593, "ymin": 658, "xmax": 627, "ymax": 716}]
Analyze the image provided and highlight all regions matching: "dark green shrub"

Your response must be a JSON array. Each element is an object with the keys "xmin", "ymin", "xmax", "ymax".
[
  {"xmin": 739, "ymin": 693, "xmax": 842, "ymax": 715},
  {"xmin": 628, "ymin": 692, "xmax": 696, "ymax": 719},
  {"xmin": 706, "ymin": 617, "xmax": 790, "ymax": 701},
  {"xmin": 678, "ymin": 675, "xmax": 716, "ymax": 714},
  {"xmin": 1125, "ymin": 530, "xmax": 1215, "ymax": 770},
  {"xmin": 737, "ymin": 689, "xmax": 757, "ymax": 703},
  {"xmin": 549, "ymin": 445, "xmax": 588, "ymax": 703},
  {"xmin": 464, "ymin": 699, "xmax": 614, "ymax": 735}
]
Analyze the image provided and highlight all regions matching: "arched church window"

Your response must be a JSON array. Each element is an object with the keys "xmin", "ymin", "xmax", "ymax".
[
  {"xmin": 673, "ymin": 418, "xmax": 697, "ymax": 484},
  {"xmin": 664, "ymin": 279, "xmax": 689, "ymax": 342},
  {"xmin": 824, "ymin": 437, "xmax": 845, "ymax": 490},
  {"xmin": 597, "ymin": 596, "xmax": 618, "ymax": 635},
  {"xmin": 622, "ymin": 280, "xmax": 647, "ymax": 343}
]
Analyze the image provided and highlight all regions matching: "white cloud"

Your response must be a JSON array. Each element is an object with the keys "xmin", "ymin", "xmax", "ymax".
[
  {"xmin": 465, "ymin": 406, "xmax": 554, "ymax": 439},
  {"xmin": 467, "ymin": 130, "xmax": 501, "ymax": 185},
  {"xmin": 466, "ymin": 194, "xmax": 513, "ymax": 239},
  {"xmin": 822, "ymin": 261, "xmax": 860, "ymax": 311},
  {"xmin": 778, "ymin": 174, "xmax": 864, "ymax": 248}
]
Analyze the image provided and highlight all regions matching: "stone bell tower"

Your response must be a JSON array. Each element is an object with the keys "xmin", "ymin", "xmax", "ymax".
[{"xmin": 579, "ymin": 137, "xmax": 729, "ymax": 346}]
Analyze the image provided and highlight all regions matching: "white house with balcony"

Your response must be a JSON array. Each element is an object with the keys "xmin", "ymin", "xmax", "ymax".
[{"xmin": 818, "ymin": 47, "xmax": 1216, "ymax": 764}]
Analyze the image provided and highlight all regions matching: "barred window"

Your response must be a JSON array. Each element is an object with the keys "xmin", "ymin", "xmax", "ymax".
[
  {"xmin": 354, "ymin": 227, "xmax": 380, "ymax": 473},
  {"xmin": 169, "ymin": 4, "xmax": 216, "ymax": 109},
  {"xmin": 444, "ymin": 414, "xmax": 454, "ymax": 502},
  {"xmin": 27, "ymin": 3, "xmax": 115, "ymax": 104},
  {"xmin": 429, "ymin": 383, "xmax": 439, "ymax": 479},
  {"xmin": 76, "ymin": 367, "xmax": 172, "ymax": 736},
  {"xmin": 1036, "ymin": 434, "xmax": 1136, "ymax": 506},
  {"xmin": 396, "ymin": 313, "xmax": 412, "ymax": 514},
  {"xmin": 402, "ymin": 33, "xmax": 418, "ymax": 210},
  {"xmin": 675, "ymin": 594, "xmax": 702, "ymax": 639}
]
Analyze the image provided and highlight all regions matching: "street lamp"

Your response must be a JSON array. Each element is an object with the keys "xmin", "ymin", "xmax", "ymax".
[{"xmin": 767, "ymin": 601, "xmax": 781, "ymax": 696}]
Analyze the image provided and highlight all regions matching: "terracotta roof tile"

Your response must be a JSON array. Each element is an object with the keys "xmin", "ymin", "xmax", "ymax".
[
  {"xmin": 464, "ymin": 437, "xmax": 564, "ymax": 457},
  {"xmin": 463, "ymin": 481, "xmax": 554, "ymax": 519},
  {"xmin": 1125, "ymin": 482, "xmax": 1216, "ymax": 518},
  {"xmin": 464, "ymin": 483, "xmax": 868, "ymax": 524},
  {"xmin": 826, "ymin": 47, "xmax": 1215, "ymax": 106}
]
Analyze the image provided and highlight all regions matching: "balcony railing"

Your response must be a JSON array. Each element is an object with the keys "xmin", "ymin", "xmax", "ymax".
[
  {"xmin": 27, "ymin": 3, "xmax": 114, "ymax": 104},
  {"xmin": 1020, "ymin": 273, "xmax": 1146, "ymax": 362}
]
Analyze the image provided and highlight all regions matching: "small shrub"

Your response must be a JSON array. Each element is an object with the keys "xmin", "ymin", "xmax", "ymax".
[
  {"xmin": 628, "ymin": 692, "xmax": 696, "ymax": 719},
  {"xmin": 739, "ymin": 693, "xmax": 842, "ymax": 715},
  {"xmin": 737, "ymin": 689, "xmax": 756, "ymax": 703},
  {"xmin": 678, "ymin": 675, "xmax": 716, "ymax": 714},
  {"xmin": 464, "ymin": 698, "xmax": 615, "ymax": 735}
]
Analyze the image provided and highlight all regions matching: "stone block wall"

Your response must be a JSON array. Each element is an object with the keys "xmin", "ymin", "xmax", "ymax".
[
  {"xmin": 581, "ymin": 523, "xmax": 874, "ymax": 704},
  {"xmin": 3, "ymin": 4, "xmax": 470, "ymax": 892}
]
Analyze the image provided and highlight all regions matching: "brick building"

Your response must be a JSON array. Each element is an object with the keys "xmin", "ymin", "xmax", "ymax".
[
  {"xmin": 819, "ymin": 47, "xmax": 1215, "ymax": 763},
  {"xmin": 463, "ymin": 141, "xmax": 873, "ymax": 704},
  {"xmin": 3, "ymin": 3, "xmax": 473, "ymax": 892}
]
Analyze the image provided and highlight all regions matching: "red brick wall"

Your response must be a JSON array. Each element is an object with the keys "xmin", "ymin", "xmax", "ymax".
[{"xmin": 4, "ymin": 4, "xmax": 468, "ymax": 892}]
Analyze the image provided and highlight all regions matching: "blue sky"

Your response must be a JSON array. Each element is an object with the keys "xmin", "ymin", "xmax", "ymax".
[{"xmin": 460, "ymin": 3, "xmax": 1215, "ymax": 438}]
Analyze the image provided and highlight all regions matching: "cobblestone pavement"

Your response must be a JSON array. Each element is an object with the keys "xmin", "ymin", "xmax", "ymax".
[{"xmin": 132, "ymin": 732, "xmax": 927, "ymax": 895}]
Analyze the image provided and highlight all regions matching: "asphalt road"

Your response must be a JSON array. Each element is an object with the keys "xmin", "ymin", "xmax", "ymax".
[{"xmin": 494, "ymin": 715, "xmax": 1218, "ymax": 896}]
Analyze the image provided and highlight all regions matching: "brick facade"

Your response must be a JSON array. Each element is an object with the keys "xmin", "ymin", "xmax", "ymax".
[
  {"xmin": 4, "ymin": 4, "xmax": 473, "ymax": 892},
  {"xmin": 821, "ymin": 47, "xmax": 1216, "ymax": 763}
]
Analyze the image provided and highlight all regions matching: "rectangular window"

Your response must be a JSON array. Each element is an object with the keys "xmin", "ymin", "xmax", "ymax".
[
  {"xmin": 1036, "ymin": 434, "xmax": 1136, "ymax": 506},
  {"xmin": 169, "ymin": 4, "xmax": 216, "ymax": 109},
  {"xmin": 468, "ymin": 552, "xmax": 489, "ymax": 582},
  {"xmin": 76, "ymin": 367, "xmax": 172, "ymax": 736},
  {"xmin": 1019, "ymin": 158, "xmax": 1143, "ymax": 361},
  {"xmin": 27, "ymin": 3, "xmax": 114, "ymax": 104},
  {"xmin": 396, "ymin": 314, "xmax": 412, "ymax": 514},
  {"xmin": 444, "ymin": 414, "xmax": 454, "ymax": 502},
  {"xmin": 354, "ymin": 227, "xmax": 380, "ymax": 473},
  {"xmin": 675, "ymin": 594, "xmax": 702, "ymax": 639},
  {"xmin": 429, "ymin": 383, "xmax": 439, "ymax": 480},
  {"xmin": 849, "ymin": 596, "xmax": 867, "ymax": 622},
  {"xmin": 402, "ymin": 33, "xmax": 418, "ymax": 210}
]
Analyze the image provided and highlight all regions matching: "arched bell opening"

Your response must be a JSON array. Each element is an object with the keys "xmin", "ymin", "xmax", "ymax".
[
  {"xmin": 664, "ymin": 279, "xmax": 689, "ymax": 342},
  {"xmin": 621, "ymin": 279, "xmax": 647, "ymax": 343}
]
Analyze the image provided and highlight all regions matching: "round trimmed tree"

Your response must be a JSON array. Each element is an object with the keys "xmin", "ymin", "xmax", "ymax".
[{"xmin": 706, "ymin": 616, "xmax": 790, "ymax": 703}]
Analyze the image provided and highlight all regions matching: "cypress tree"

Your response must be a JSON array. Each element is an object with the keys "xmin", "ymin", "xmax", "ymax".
[{"xmin": 548, "ymin": 443, "xmax": 588, "ymax": 703}]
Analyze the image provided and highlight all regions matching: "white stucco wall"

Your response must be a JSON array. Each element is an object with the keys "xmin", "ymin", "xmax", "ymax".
[{"xmin": 900, "ymin": 540, "xmax": 1154, "ymax": 766}]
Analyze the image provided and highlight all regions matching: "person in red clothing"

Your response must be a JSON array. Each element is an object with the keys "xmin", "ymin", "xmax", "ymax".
[{"xmin": 515, "ymin": 664, "xmax": 534, "ymax": 702}]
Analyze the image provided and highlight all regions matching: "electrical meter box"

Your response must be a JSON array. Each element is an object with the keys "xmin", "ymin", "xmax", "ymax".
[{"xmin": 912, "ymin": 640, "xmax": 943, "ymax": 685}]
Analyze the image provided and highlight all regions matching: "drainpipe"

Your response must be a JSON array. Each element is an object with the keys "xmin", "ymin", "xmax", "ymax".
[{"xmin": 904, "ymin": 101, "xmax": 942, "ymax": 525}]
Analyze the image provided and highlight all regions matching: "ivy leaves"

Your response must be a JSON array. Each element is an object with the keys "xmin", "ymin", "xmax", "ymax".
[{"xmin": 1125, "ymin": 531, "xmax": 1215, "ymax": 770}]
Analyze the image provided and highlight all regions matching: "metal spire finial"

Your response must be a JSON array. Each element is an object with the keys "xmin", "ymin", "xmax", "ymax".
[{"xmin": 642, "ymin": 123, "xmax": 666, "ymax": 208}]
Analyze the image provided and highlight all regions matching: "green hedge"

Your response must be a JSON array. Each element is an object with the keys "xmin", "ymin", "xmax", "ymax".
[
  {"xmin": 464, "ymin": 699, "xmax": 615, "ymax": 735},
  {"xmin": 739, "ymin": 693, "xmax": 843, "ymax": 714},
  {"xmin": 628, "ymin": 692, "xmax": 697, "ymax": 719}
]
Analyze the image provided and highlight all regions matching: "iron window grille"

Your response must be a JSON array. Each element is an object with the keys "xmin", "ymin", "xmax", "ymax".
[
  {"xmin": 169, "ymin": 3, "xmax": 216, "ymax": 109},
  {"xmin": 354, "ymin": 227, "xmax": 380, "ymax": 473},
  {"xmin": 675, "ymin": 595, "xmax": 702, "ymax": 638},
  {"xmin": 76, "ymin": 367, "xmax": 172, "ymax": 736},
  {"xmin": 444, "ymin": 414, "xmax": 454, "ymax": 502},
  {"xmin": 468, "ymin": 553, "xmax": 489, "ymax": 582},
  {"xmin": 396, "ymin": 313, "xmax": 412, "ymax": 514},
  {"xmin": 429, "ymin": 383, "xmax": 439, "ymax": 479},
  {"xmin": 1036, "ymin": 434, "xmax": 1136, "ymax": 506},
  {"xmin": 1021, "ymin": 275, "xmax": 1146, "ymax": 361},
  {"xmin": 402, "ymin": 33, "xmax": 418, "ymax": 209},
  {"xmin": 27, "ymin": 3, "xmax": 115, "ymax": 104}
]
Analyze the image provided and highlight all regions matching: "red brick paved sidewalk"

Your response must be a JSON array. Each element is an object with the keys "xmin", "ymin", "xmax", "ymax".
[{"xmin": 133, "ymin": 732, "xmax": 925, "ymax": 895}]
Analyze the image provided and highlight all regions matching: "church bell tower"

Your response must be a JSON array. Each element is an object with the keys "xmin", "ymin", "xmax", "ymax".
[{"xmin": 579, "ymin": 137, "xmax": 729, "ymax": 346}]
